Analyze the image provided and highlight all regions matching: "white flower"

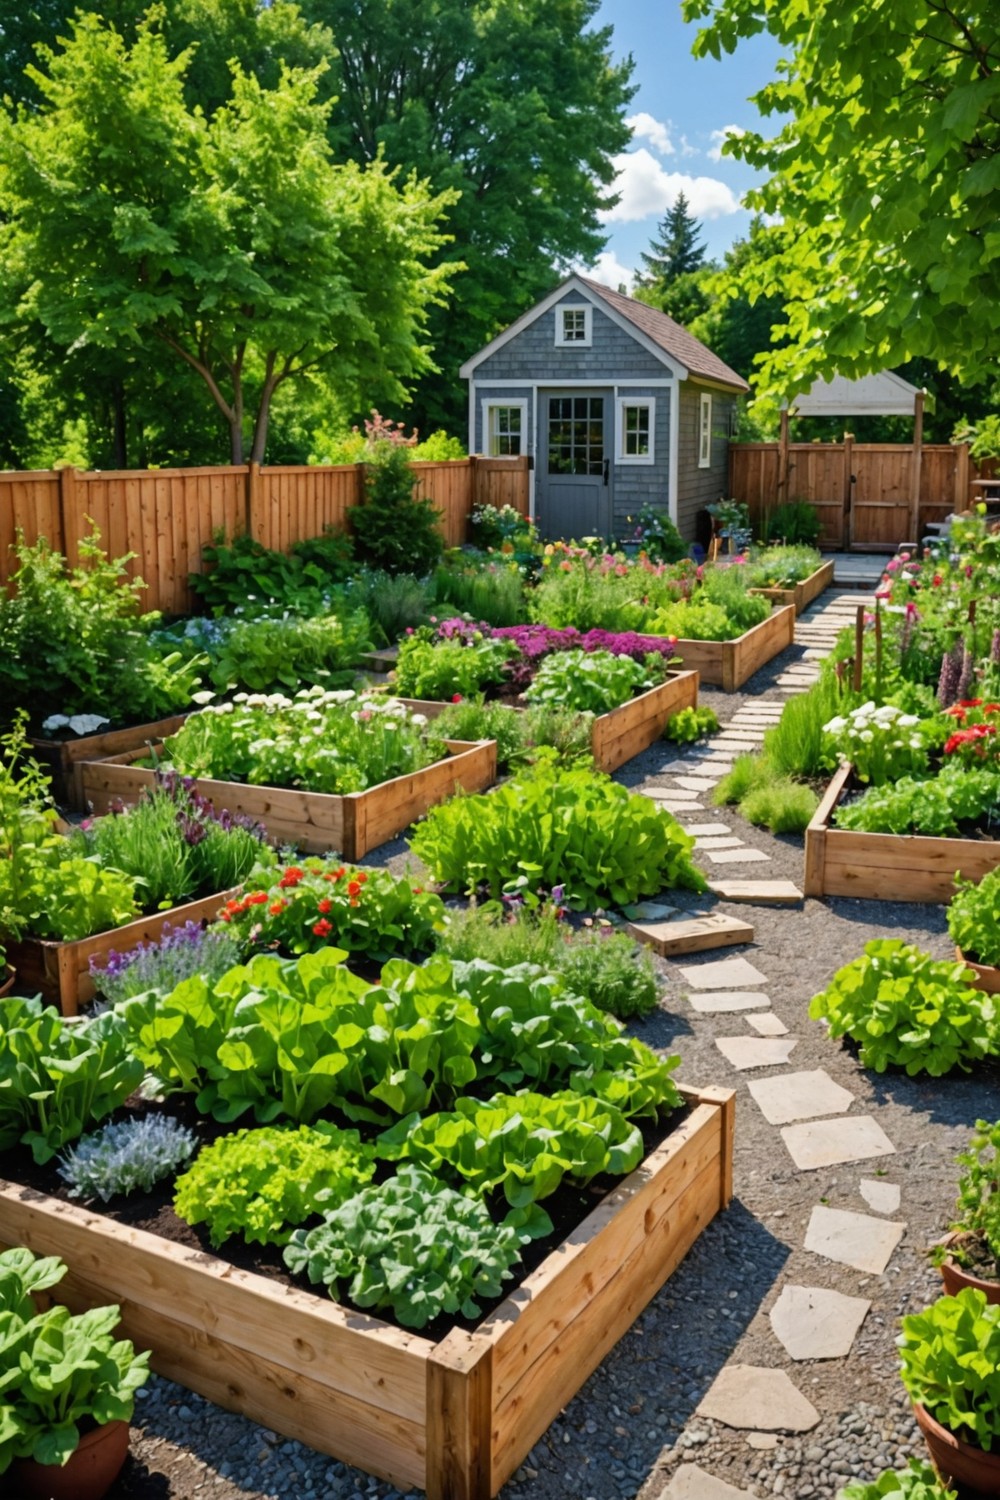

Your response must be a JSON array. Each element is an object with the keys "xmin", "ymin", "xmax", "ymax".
[
  {"xmin": 898, "ymin": 714, "xmax": 919, "ymax": 728},
  {"xmin": 233, "ymin": 692, "xmax": 249, "ymax": 703},
  {"xmin": 859, "ymin": 729, "xmax": 874, "ymax": 742},
  {"xmin": 909, "ymin": 737, "xmax": 922, "ymax": 749},
  {"xmin": 190, "ymin": 690, "xmax": 216, "ymax": 706},
  {"xmin": 245, "ymin": 694, "xmax": 268, "ymax": 708},
  {"xmin": 823, "ymin": 716, "xmax": 847, "ymax": 734}
]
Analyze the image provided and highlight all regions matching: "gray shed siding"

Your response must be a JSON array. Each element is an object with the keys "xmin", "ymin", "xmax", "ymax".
[
  {"xmin": 675, "ymin": 382, "xmax": 737, "ymax": 542},
  {"xmin": 606, "ymin": 385, "xmax": 671, "ymax": 536},
  {"xmin": 473, "ymin": 386, "xmax": 534, "ymax": 459},
  {"xmin": 473, "ymin": 291, "xmax": 670, "ymax": 383}
]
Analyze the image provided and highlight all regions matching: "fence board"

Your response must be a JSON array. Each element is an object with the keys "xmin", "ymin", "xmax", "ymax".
[{"xmin": 0, "ymin": 472, "xmax": 64, "ymax": 570}]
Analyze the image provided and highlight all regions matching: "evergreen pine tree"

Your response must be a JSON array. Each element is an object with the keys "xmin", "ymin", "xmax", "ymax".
[{"xmin": 637, "ymin": 193, "xmax": 706, "ymax": 285}]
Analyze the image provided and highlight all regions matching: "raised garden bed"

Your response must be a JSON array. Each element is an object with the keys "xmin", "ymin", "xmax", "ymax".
[
  {"xmin": 670, "ymin": 604, "xmax": 795, "ymax": 691},
  {"xmin": 80, "ymin": 740, "xmax": 498, "ymax": 861},
  {"xmin": 397, "ymin": 669, "xmax": 700, "ymax": 774},
  {"xmin": 804, "ymin": 762, "xmax": 1000, "ymax": 903},
  {"xmin": 748, "ymin": 559, "xmax": 835, "ymax": 617},
  {"xmin": 4, "ymin": 888, "xmax": 237, "ymax": 1017},
  {"xmin": 28, "ymin": 714, "xmax": 190, "ymax": 810},
  {"xmin": 0, "ymin": 1082, "xmax": 733, "ymax": 1500}
]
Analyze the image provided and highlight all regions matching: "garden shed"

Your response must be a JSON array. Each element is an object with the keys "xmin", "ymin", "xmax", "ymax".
[{"xmin": 459, "ymin": 275, "xmax": 749, "ymax": 542}]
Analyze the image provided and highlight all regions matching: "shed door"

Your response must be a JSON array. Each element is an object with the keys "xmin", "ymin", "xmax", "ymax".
[{"xmin": 536, "ymin": 391, "xmax": 612, "ymax": 541}]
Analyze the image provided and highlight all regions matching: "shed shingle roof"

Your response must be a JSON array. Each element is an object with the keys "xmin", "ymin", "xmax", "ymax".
[{"xmin": 578, "ymin": 276, "xmax": 749, "ymax": 392}]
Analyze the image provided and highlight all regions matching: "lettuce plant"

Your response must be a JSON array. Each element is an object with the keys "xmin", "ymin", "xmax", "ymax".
[
  {"xmin": 663, "ymin": 705, "xmax": 720, "ymax": 743},
  {"xmin": 522, "ymin": 648, "xmax": 663, "ymax": 713},
  {"xmin": 284, "ymin": 1165, "xmax": 527, "ymax": 1328},
  {"xmin": 393, "ymin": 630, "xmax": 513, "ymax": 699},
  {"xmin": 948, "ymin": 869, "xmax": 1000, "ymax": 967},
  {"xmin": 834, "ymin": 766, "xmax": 1000, "ymax": 836},
  {"xmin": 58, "ymin": 1114, "xmax": 197, "ymax": 1201},
  {"xmin": 809, "ymin": 940, "xmax": 1000, "ymax": 1075},
  {"xmin": 409, "ymin": 759, "xmax": 706, "ymax": 907},
  {"xmin": 899, "ymin": 1289, "xmax": 1000, "ymax": 1451},
  {"xmin": 838, "ymin": 1465, "xmax": 955, "ymax": 1500},
  {"xmin": 173, "ymin": 1122, "xmax": 375, "ymax": 1247}
]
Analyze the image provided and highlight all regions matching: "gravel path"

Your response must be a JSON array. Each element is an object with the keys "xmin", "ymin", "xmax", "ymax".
[{"xmin": 110, "ymin": 590, "xmax": 990, "ymax": 1500}]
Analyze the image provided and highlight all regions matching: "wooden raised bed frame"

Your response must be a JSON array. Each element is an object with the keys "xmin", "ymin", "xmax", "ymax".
[
  {"xmin": 80, "ymin": 740, "xmax": 497, "ymax": 861},
  {"xmin": 397, "ymin": 669, "xmax": 699, "ymax": 774},
  {"xmin": 748, "ymin": 559, "xmax": 835, "ymax": 617},
  {"xmin": 28, "ymin": 714, "xmax": 189, "ymax": 811},
  {"xmin": 671, "ymin": 604, "xmax": 795, "ymax": 691},
  {"xmin": 804, "ymin": 762, "xmax": 1000, "ymax": 903},
  {"xmin": 5, "ymin": 888, "xmax": 237, "ymax": 1017},
  {"xmin": 0, "ymin": 1083, "xmax": 733, "ymax": 1500}
]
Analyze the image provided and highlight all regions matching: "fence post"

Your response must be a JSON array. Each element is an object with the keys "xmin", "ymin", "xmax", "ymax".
[
  {"xmin": 955, "ymin": 442, "xmax": 970, "ymax": 510},
  {"xmin": 246, "ymin": 462, "xmax": 259, "ymax": 540},
  {"xmin": 57, "ymin": 465, "xmax": 77, "ymax": 559},
  {"xmin": 777, "ymin": 408, "xmax": 790, "ymax": 506},
  {"xmin": 842, "ymin": 434, "xmax": 854, "ymax": 549},
  {"xmin": 909, "ymin": 392, "xmax": 924, "ymax": 542}
]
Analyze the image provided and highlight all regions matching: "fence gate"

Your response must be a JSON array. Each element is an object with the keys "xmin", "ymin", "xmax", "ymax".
[{"xmin": 848, "ymin": 445, "xmax": 916, "ymax": 549}]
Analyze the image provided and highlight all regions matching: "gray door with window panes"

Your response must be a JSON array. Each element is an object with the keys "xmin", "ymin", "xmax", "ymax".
[{"xmin": 536, "ymin": 389, "xmax": 612, "ymax": 540}]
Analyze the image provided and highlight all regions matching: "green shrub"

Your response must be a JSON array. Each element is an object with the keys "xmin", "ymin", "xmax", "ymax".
[
  {"xmin": 763, "ymin": 500, "xmax": 822, "ymax": 546},
  {"xmin": 808, "ymin": 939, "xmax": 1000, "ymax": 1075},
  {"xmin": 350, "ymin": 414, "xmax": 444, "ymax": 576},
  {"xmin": 899, "ymin": 1289, "xmax": 1000, "ymax": 1452},
  {"xmin": 410, "ymin": 758, "xmax": 706, "ymax": 907},
  {"xmin": 740, "ymin": 778, "xmax": 818, "ymax": 834},
  {"xmin": 663, "ymin": 705, "xmax": 720, "ymax": 742}
]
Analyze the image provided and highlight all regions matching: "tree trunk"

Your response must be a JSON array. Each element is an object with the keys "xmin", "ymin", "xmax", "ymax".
[
  {"xmin": 111, "ymin": 380, "xmax": 127, "ymax": 468},
  {"xmin": 249, "ymin": 371, "xmax": 279, "ymax": 467}
]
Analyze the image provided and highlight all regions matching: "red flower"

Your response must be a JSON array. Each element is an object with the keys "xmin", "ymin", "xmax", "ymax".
[
  {"xmin": 269, "ymin": 900, "xmax": 287, "ymax": 915},
  {"xmin": 246, "ymin": 892, "xmax": 269, "ymax": 906},
  {"xmin": 317, "ymin": 898, "xmax": 331, "ymax": 914},
  {"xmin": 312, "ymin": 918, "xmax": 333, "ymax": 937},
  {"xmin": 452, "ymin": 693, "xmax": 463, "ymax": 703},
  {"xmin": 357, "ymin": 872, "xmax": 368, "ymax": 885},
  {"xmin": 959, "ymin": 699, "xmax": 983, "ymax": 709},
  {"xmin": 279, "ymin": 866, "xmax": 306, "ymax": 889},
  {"xmin": 347, "ymin": 880, "xmax": 362, "ymax": 896}
]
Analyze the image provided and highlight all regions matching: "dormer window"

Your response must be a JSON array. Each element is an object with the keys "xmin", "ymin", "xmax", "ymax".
[{"xmin": 555, "ymin": 304, "xmax": 592, "ymax": 347}]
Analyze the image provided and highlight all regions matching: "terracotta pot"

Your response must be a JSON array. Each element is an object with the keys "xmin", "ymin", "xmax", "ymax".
[
  {"xmin": 956, "ymin": 946, "xmax": 1000, "ymax": 994},
  {"xmin": 913, "ymin": 1401, "xmax": 1000, "ymax": 1494},
  {"xmin": 938, "ymin": 1239, "xmax": 1000, "ymax": 1305},
  {"xmin": 0, "ymin": 965, "xmax": 15, "ymax": 999},
  {"xmin": 12, "ymin": 1419, "xmax": 130, "ymax": 1500}
]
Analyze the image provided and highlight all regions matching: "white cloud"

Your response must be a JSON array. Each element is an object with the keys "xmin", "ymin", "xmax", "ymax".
[
  {"xmin": 586, "ymin": 251, "xmax": 636, "ymax": 293},
  {"xmin": 626, "ymin": 111, "xmax": 675, "ymax": 156},
  {"xmin": 601, "ymin": 148, "xmax": 742, "ymax": 224},
  {"xmin": 678, "ymin": 134, "xmax": 699, "ymax": 158},
  {"xmin": 708, "ymin": 125, "xmax": 746, "ymax": 162}
]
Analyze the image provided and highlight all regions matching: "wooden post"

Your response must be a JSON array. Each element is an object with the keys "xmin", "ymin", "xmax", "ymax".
[
  {"xmin": 955, "ymin": 441, "xmax": 971, "ymax": 511},
  {"xmin": 425, "ymin": 1331, "xmax": 493, "ymax": 1500},
  {"xmin": 777, "ymin": 406, "xmax": 790, "ymax": 506},
  {"xmin": 843, "ymin": 432, "xmax": 854, "ymax": 550},
  {"xmin": 246, "ymin": 461, "xmax": 261, "ymax": 541},
  {"xmin": 57, "ymin": 465, "xmax": 77, "ymax": 559},
  {"xmin": 910, "ymin": 391, "xmax": 925, "ymax": 541},
  {"xmin": 853, "ymin": 605, "xmax": 865, "ymax": 693}
]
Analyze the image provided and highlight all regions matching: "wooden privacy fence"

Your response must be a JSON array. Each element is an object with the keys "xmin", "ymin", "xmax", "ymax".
[
  {"xmin": 0, "ymin": 455, "xmax": 530, "ymax": 614},
  {"xmin": 729, "ymin": 439, "xmax": 980, "ymax": 551}
]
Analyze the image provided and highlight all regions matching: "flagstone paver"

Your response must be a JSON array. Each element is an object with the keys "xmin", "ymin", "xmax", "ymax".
[
  {"xmin": 715, "ymin": 1036, "xmax": 798, "ymax": 1070},
  {"xmin": 672, "ymin": 776, "xmax": 720, "ymax": 792},
  {"xmin": 658, "ymin": 800, "xmax": 707, "ymax": 814},
  {"xmin": 860, "ymin": 1179, "xmax": 902, "ymax": 1215},
  {"xmin": 804, "ymin": 1205, "xmax": 906, "ymax": 1274},
  {"xmin": 707, "ymin": 879, "xmax": 803, "ymax": 904},
  {"xmin": 782, "ymin": 1115, "xmax": 897, "ymax": 1170},
  {"xmin": 705, "ymin": 848, "xmax": 772, "ymax": 865},
  {"xmin": 747, "ymin": 1069, "xmax": 855, "ymax": 1126},
  {"xmin": 695, "ymin": 837, "xmax": 745, "ymax": 850},
  {"xmin": 696, "ymin": 1366, "xmax": 820, "ymax": 1433},
  {"xmin": 679, "ymin": 956, "xmax": 769, "ymax": 988},
  {"xmin": 661, "ymin": 1464, "xmax": 755, "ymax": 1499},
  {"xmin": 680, "ymin": 822, "xmax": 733, "ymax": 837},
  {"xmin": 769, "ymin": 1285, "xmax": 871, "ymax": 1361},
  {"xmin": 687, "ymin": 989, "xmax": 773, "ymax": 1013},
  {"xmin": 746, "ymin": 1012, "xmax": 789, "ymax": 1036}
]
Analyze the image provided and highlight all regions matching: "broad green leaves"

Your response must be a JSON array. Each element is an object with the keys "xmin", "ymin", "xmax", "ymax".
[{"xmin": 899, "ymin": 1289, "xmax": 1000, "ymax": 1452}]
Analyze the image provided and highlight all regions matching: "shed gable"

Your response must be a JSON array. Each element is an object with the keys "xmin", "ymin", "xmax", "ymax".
[{"xmin": 472, "ymin": 292, "xmax": 675, "ymax": 383}]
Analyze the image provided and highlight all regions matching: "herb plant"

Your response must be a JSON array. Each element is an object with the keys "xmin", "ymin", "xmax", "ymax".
[
  {"xmin": 173, "ymin": 1122, "xmax": 375, "ymax": 1247},
  {"xmin": 217, "ymin": 858, "xmax": 446, "ymax": 963},
  {"xmin": 942, "ymin": 1119, "xmax": 1000, "ymax": 1276},
  {"xmin": 838, "ymin": 1464, "xmax": 955, "ymax": 1500},
  {"xmin": 90, "ymin": 922, "xmax": 243, "ymax": 1006},
  {"xmin": 284, "ymin": 1165, "xmax": 527, "ymax": 1328},
  {"xmin": 899, "ymin": 1289, "xmax": 1000, "ymax": 1452},
  {"xmin": 948, "ymin": 870, "xmax": 1000, "ymax": 967},
  {"xmin": 410, "ymin": 758, "xmax": 706, "ymax": 906},
  {"xmin": 744, "ymin": 544, "xmax": 822, "ymax": 588},
  {"xmin": 808, "ymin": 940, "xmax": 1000, "ymax": 1075},
  {"xmin": 663, "ymin": 705, "xmax": 720, "ymax": 742},
  {"xmin": 523, "ymin": 648, "xmax": 663, "ymax": 713},
  {"xmin": 555, "ymin": 929, "xmax": 660, "ymax": 1019},
  {"xmin": 0, "ymin": 1248, "xmax": 150, "ymax": 1474},
  {"xmin": 58, "ymin": 1114, "xmax": 198, "ymax": 1201}
]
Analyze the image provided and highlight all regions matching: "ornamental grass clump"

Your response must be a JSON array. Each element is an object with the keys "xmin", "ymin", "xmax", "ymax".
[
  {"xmin": 58, "ymin": 1114, "xmax": 197, "ymax": 1201},
  {"xmin": 409, "ymin": 757, "xmax": 706, "ymax": 906},
  {"xmin": 809, "ymin": 939, "xmax": 1000, "ymax": 1076}
]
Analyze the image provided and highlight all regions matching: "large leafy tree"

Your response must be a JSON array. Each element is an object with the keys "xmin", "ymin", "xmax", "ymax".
[
  {"xmin": 300, "ymin": 0, "xmax": 636, "ymax": 431},
  {"xmin": 683, "ymin": 0, "xmax": 1000, "ymax": 400},
  {"xmin": 0, "ymin": 14, "xmax": 458, "ymax": 464}
]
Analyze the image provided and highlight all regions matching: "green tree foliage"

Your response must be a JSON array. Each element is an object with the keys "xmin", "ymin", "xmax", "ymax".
[
  {"xmin": 683, "ymin": 0, "xmax": 1000, "ymax": 398},
  {"xmin": 300, "ymin": 0, "xmax": 636, "ymax": 431},
  {"xmin": 637, "ymin": 191, "xmax": 707, "ymax": 284},
  {"xmin": 0, "ymin": 13, "xmax": 459, "ymax": 465},
  {"xmin": 688, "ymin": 217, "xmax": 785, "ymax": 381}
]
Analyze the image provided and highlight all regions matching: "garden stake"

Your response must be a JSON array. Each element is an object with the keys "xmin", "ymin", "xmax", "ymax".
[{"xmin": 853, "ymin": 606, "xmax": 865, "ymax": 694}]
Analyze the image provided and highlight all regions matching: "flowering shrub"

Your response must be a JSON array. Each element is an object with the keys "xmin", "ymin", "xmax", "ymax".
[
  {"xmin": 822, "ymin": 702, "xmax": 929, "ymax": 785},
  {"xmin": 218, "ymin": 858, "xmax": 446, "ymax": 963},
  {"xmin": 90, "ymin": 921, "xmax": 243, "ymax": 1006},
  {"xmin": 523, "ymin": 648, "xmax": 664, "ymax": 713},
  {"xmin": 161, "ymin": 688, "xmax": 444, "ymax": 794}
]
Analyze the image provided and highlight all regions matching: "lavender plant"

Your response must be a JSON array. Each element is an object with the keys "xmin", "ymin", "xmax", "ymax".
[
  {"xmin": 90, "ymin": 921, "xmax": 243, "ymax": 1006},
  {"xmin": 58, "ymin": 1114, "xmax": 198, "ymax": 1201}
]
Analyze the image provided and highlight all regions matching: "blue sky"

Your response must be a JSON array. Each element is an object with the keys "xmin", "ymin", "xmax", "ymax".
[{"xmin": 589, "ymin": 1, "xmax": 782, "ymax": 288}]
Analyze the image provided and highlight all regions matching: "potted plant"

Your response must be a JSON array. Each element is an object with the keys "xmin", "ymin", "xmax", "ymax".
[
  {"xmin": 0, "ymin": 1246, "xmax": 150, "ymax": 1500},
  {"xmin": 899, "ymin": 1288, "xmax": 1000, "ymax": 1494},
  {"xmin": 932, "ymin": 1119, "xmax": 1000, "ymax": 1303},
  {"xmin": 948, "ymin": 869, "xmax": 1000, "ymax": 993}
]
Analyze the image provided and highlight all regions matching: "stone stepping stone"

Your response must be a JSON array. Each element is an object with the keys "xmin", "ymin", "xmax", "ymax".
[
  {"xmin": 659, "ymin": 801, "xmax": 706, "ymax": 815},
  {"xmin": 695, "ymin": 836, "xmax": 745, "ymax": 849},
  {"xmin": 769, "ymin": 1285, "xmax": 871, "ymax": 1361},
  {"xmin": 746, "ymin": 1012, "xmax": 789, "ymax": 1036},
  {"xmin": 672, "ymin": 776, "xmax": 721, "ymax": 792},
  {"xmin": 679, "ymin": 956, "xmax": 768, "ymax": 988},
  {"xmin": 804, "ymin": 1204, "xmax": 906, "ymax": 1274},
  {"xmin": 681, "ymin": 822, "xmax": 732, "ymax": 837},
  {"xmin": 697, "ymin": 1365, "xmax": 820, "ymax": 1433},
  {"xmin": 782, "ymin": 1115, "xmax": 896, "ymax": 1171},
  {"xmin": 708, "ymin": 879, "xmax": 803, "ymax": 905},
  {"xmin": 645, "ymin": 787, "xmax": 703, "ymax": 802},
  {"xmin": 627, "ymin": 911, "xmax": 755, "ymax": 957},
  {"xmin": 705, "ymin": 848, "xmax": 772, "ymax": 865},
  {"xmin": 662, "ymin": 1465, "xmax": 755, "ymax": 1499},
  {"xmin": 715, "ymin": 1036, "xmax": 797, "ymax": 1070},
  {"xmin": 860, "ymin": 1178, "xmax": 901, "ymax": 1215},
  {"xmin": 687, "ymin": 990, "xmax": 773, "ymax": 1014},
  {"xmin": 748, "ymin": 1069, "xmax": 854, "ymax": 1125}
]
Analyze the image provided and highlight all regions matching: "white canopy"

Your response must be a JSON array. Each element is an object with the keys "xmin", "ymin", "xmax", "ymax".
[{"xmin": 791, "ymin": 370, "xmax": 926, "ymax": 418}]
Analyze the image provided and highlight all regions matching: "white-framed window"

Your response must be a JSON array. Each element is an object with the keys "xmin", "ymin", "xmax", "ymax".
[
  {"xmin": 555, "ymin": 304, "xmax": 592, "ymax": 347},
  {"xmin": 616, "ymin": 397, "xmax": 655, "ymax": 465},
  {"xmin": 698, "ymin": 392, "xmax": 713, "ymax": 468},
  {"xmin": 482, "ymin": 399, "xmax": 528, "ymax": 457}
]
